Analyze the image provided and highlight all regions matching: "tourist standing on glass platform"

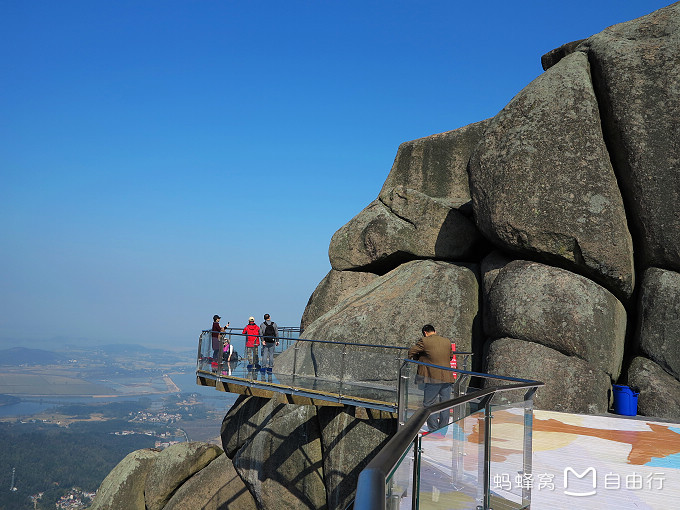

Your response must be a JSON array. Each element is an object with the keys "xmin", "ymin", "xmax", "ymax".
[
  {"xmin": 408, "ymin": 324, "xmax": 455, "ymax": 435},
  {"xmin": 211, "ymin": 315, "xmax": 228, "ymax": 360},
  {"xmin": 243, "ymin": 317, "xmax": 260, "ymax": 370},
  {"xmin": 259, "ymin": 314, "xmax": 279, "ymax": 372}
]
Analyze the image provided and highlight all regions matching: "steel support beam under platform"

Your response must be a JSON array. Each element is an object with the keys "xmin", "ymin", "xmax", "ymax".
[{"xmin": 196, "ymin": 369, "xmax": 398, "ymax": 415}]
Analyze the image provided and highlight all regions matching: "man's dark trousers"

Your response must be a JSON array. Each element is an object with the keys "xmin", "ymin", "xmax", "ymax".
[{"xmin": 423, "ymin": 382, "xmax": 452, "ymax": 432}]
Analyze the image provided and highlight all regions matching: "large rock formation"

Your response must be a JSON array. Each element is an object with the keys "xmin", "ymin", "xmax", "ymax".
[
  {"xmin": 94, "ymin": 4, "xmax": 680, "ymax": 509},
  {"xmin": 300, "ymin": 269, "xmax": 378, "ymax": 332},
  {"xmin": 485, "ymin": 337, "xmax": 611, "ymax": 414},
  {"xmin": 90, "ymin": 449, "xmax": 159, "ymax": 510},
  {"xmin": 468, "ymin": 50, "xmax": 635, "ymax": 299},
  {"xmin": 163, "ymin": 453, "xmax": 257, "ymax": 510},
  {"xmin": 300, "ymin": 1, "xmax": 680, "ymax": 418},
  {"xmin": 627, "ymin": 356, "xmax": 680, "ymax": 421},
  {"xmin": 328, "ymin": 120, "xmax": 490, "ymax": 274},
  {"xmin": 278, "ymin": 259, "xmax": 479, "ymax": 381},
  {"xmin": 144, "ymin": 442, "xmax": 222, "ymax": 510},
  {"xmin": 582, "ymin": 7, "xmax": 680, "ymax": 272},
  {"xmin": 92, "ymin": 401, "xmax": 396, "ymax": 510},
  {"xmin": 636, "ymin": 268, "xmax": 680, "ymax": 379},
  {"xmin": 485, "ymin": 260, "xmax": 627, "ymax": 379},
  {"xmin": 217, "ymin": 395, "xmax": 396, "ymax": 510},
  {"xmin": 220, "ymin": 396, "xmax": 328, "ymax": 509},
  {"xmin": 90, "ymin": 443, "xmax": 222, "ymax": 510}
]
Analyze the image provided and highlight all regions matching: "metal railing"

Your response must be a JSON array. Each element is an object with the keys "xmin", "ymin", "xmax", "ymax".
[
  {"xmin": 196, "ymin": 330, "xmax": 472, "ymax": 412},
  {"xmin": 277, "ymin": 336, "xmax": 471, "ymax": 384},
  {"xmin": 197, "ymin": 327, "xmax": 300, "ymax": 365},
  {"xmin": 354, "ymin": 360, "xmax": 543, "ymax": 510}
]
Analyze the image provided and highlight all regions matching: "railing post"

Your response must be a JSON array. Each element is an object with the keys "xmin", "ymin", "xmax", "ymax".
[
  {"xmin": 522, "ymin": 388, "xmax": 537, "ymax": 508},
  {"xmin": 397, "ymin": 359, "xmax": 408, "ymax": 427},
  {"xmin": 196, "ymin": 332, "xmax": 204, "ymax": 371},
  {"xmin": 411, "ymin": 435, "xmax": 421, "ymax": 510},
  {"xmin": 483, "ymin": 396, "xmax": 493, "ymax": 510},
  {"xmin": 293, "ymin": 341, "xmax": 299, "ymax": 376},
  {"xmin": 340, "ymin": 343, "xmax": 347, "ymax": 382},
  {"xmin": 217, "ymin": 333, "xmax": 224, "ymax": 373}
]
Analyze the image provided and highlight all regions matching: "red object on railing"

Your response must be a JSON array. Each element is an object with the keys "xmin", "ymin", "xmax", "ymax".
[{"xmin": 451, "ymin": 342, "xmax": 457, "ymax": 380}]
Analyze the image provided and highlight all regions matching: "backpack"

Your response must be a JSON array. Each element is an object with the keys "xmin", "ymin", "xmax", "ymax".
[
  {"xmin": 223, "ymin": 344, "xmax": 239, "ymax": 362},
  {"xmin": 263, "ymin": 322, "xmax": 276, "ymax": 343}
]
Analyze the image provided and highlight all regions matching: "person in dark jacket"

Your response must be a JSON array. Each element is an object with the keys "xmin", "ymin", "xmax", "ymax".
[
  {"xmin": 259, "ymin": 313, "xmax": 279, "ymax": 372},
  {"xmin": 211, "ymin": 315, "xmax": 228, "ymax": 361},
  {"xmin": 408, "ymin": 324, "xmax": 454, "ymax": 434}
]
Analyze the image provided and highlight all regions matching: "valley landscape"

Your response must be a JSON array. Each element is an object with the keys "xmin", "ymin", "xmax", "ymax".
[{"xmin": 0, "ymin": 344, "xmax": 234, "ymax": 510}]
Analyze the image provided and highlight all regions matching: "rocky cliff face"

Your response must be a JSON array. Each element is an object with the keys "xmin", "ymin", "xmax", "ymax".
[
  {"xmin": 90, "ymin": 403, "xmax": 396, "ymax": 510},
  {"xmin": 301, "ymin": 1, "xmax": 680, "ymax": 419},
  {"xmin": 92, "ymin": 4, "xmax": 680, "ymax": 509}
]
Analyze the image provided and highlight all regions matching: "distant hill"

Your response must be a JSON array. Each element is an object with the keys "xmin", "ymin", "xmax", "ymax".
[
  {"xmin": 97, "ymin": 343, "xmax": 170, "ymax": 355},
  {"xmin": 0, "ymin": 343, "xmax": 192, "ymax": 367},
  {"xmin": 0, "ymin": 394, "xmax": 20, "ymax": 406},
  {"xmin": 0, "ymin": 347, "xmax": 67, "ymax": 366}
]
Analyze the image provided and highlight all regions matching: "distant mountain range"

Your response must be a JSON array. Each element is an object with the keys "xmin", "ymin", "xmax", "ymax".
[
  {"xmin": 0, "ymin": 394, "xmax": 20, "ymax": 406},
  {"xmin": 0, "ymin": 344, "xmax": 195, "ymax": 366},
  {"xmin": 0, "ymin": 347, "xmax": 68, "ymax": 366},
  {"xmin": 95, "ymin": 343, "xmax": 172, "ymax": 354}
]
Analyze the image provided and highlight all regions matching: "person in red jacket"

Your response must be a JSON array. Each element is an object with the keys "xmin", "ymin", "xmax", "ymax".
[{"xmin": 243, "ymin": 316, "xmax": 260, "ymax": 369}]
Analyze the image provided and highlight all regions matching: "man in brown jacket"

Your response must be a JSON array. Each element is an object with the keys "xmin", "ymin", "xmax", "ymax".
[{"xmin": 408, "ymin": 324, "xmax": 454, "ymax": 434}]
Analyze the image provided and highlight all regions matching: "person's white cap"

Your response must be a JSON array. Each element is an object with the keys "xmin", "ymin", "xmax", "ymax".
[{"xmin": 249, "ymin": 316, "xmax": 255, "ymax": 321}]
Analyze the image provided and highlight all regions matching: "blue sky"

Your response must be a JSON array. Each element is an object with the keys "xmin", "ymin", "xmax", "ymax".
[{"xmin": 1, "ymin": 0, "xmax": 672, "ymax": 350}]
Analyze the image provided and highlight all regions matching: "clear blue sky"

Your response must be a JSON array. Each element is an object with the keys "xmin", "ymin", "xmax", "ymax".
[{"xmin": 1, "ymin": 1, "xmax": 671, "ymax": 350}]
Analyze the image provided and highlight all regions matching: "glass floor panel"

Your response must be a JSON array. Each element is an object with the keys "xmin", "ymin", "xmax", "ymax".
[{"xmin": 197, "ymin": 358, "xmax": 398, "ymax": 411}]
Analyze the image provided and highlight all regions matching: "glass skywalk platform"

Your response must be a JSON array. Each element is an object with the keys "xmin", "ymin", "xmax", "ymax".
[
  {"xmin": 195, "ymin": 328, "xmax": 475, "ymax": 413},
  {"xmin": 196, "ymin": 328, "xmax": 435, "ymax": 412},
  {"xmin": 196, "ymin": 328, "xmax": 544, "ymax": 509}
]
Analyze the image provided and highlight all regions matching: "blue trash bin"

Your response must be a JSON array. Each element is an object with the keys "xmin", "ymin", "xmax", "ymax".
[{"xmin": 612, "ymin": 384, "xmax": 639, "ymax": 416}]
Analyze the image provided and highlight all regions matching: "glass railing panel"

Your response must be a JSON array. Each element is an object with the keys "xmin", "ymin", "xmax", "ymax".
[
  {"xmin": 397, "ymin": 359, "xmax": 419, "ymax": 424},
  {"xmin": 394, "ymin": 361, "xmax": 539, "ymax": 510},
  {"xmin": 197, "ymin": 331, "xmax": 214, "ymax": 372},
  {"xmin": 487, "ymin": 397, "xmax": 530, "ymax": 510},
  {"xmin": 200, "ymin": 332, "xmax": 477, "ymax": 412},
  {"xmin": 197, "ymin": 341, "xmax": 399, "ymax": 408},
  {"xmin": 277, "ymin": 327, "xmax": 300, "ymax": 349},
  {"xmin": 385, "ymin": 438, "xmax": 416, "ymax": 510},
  {"xmin": 283, "ymin": 340, "xmax": 406, "ymax": 384},
  {"xmin": 398, "ymin": 357, "xmax": 473, "ymax": 426},
  {"xmin": 417, "ymin": 407, "xmax": 486, "ymax": 510},
  {"xmin": 201, "ymin": 328, "xmax": 298, "ymax": 369},
  {"xmin": 197, "ymin": 329, "xmax": 301, "ymax": 374}
]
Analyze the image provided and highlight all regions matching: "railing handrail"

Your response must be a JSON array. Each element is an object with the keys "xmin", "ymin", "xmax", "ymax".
[
  {"xmin": 202, "ymin": 327, "xmax": 300, "ymax": 332},
  {"xmin": 353, "ymin": 379, "xmax": 544, "ymax": 510},
  {"xmin": 203, "ymin": 329, "xmax": 405, "ymax": 349},
  {"xmin": 404, "ymin": 358, "xmax": 529, "ymax": 379},
  {"xmin": 201, "ymin": 329, "xmax": 475, "ymax": 355},
  {"xmin": 201, "ymin": 329, "xmax": 300, "ymax": 341},
  {"xmin": 201, "ymin": 328, "xmax": 299, "ymax": 330}
]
